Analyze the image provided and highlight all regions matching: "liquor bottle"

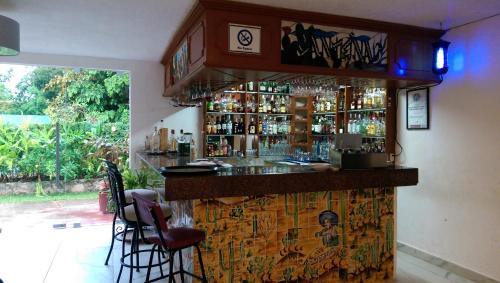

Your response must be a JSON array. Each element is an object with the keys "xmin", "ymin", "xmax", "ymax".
[
  {"xmin": 240, "ymin": 118, "xmax": 245, "ymax": 134},
  {"xmin": 248, "ymin": 81, "xmax": 254, "ymax": 92},
  {"xmin": 258, "ymin": 118, "xmax": 263, "ymax": 134},
  {"xmin": 273, "ymin": 118, "xmax": 278, "ymax": 135},
  {"xmin": 222, "ymin": 139, "xmax": 228, "ymax": 156},
  {"xmin": 248, "ymin": 117, "xmax": 256, "ymax": 134},
  {"xmin": 214, "ymin": 95, "xmax": 220, "ymax": 112},
  {"xmin": 314, "ymin": 96, "xmax": 320, "ymax": 113},
  {"xmin": 357, "ymin": 93, "xmax": 363, "ymax": 109},
  {"xmin": 205, "ymin": 118, "xmax": 212, "ymax": 134},
  {"xmin": 221, "ymin": 115, "xmax": 227, "ymax": 135},
  {"xmin": 227, "ymin": 116, "xmax": 233, "ymax": 135},
  {"xmin": 280, "ymin": 97, "xmax": 286, "ymax": 113},
  {"xmin": 267, "ymin": 96, "xmax": 273, "ymax": 113},
  {"xmin": 320, "ymin": 97, "xmax": 325, "ymax": 113},
  {"xmin": 338, "ymin": 94, "xmax": 345, "ymax": 111},
  {"xmin": 258, "ymin": 96, "xmax": 264, "ymax": 113},
  {"xmin": 215, "ymin": 116, "xmax": 221, "ymax": 134},
  {"xmin": 151, "ymin": 127, "xmax": 160, "ymax": 153},
  {"xmin": 169, "ymin": 129, "xmax": 177, "ymax": 152},
  {"xmin": 145, "ymin": 136, "xmax": 150, "ymax": 151},
  {"xmin": 326, "ymin": 98, "xmax": 332, "ymax": 112},
  {"xmin": 259, "ymin": 82, "xmax": 267, "ymax": 92},
  {"xmin": 312, "ymin": 117, "xmax": 319, "ymax": 134},
  {"xmin": 262, "ymin": 117, "xmax": 268, "ymax": 135},
  {"xmin": 272, "ymin": 96, "xmax": 278, "ymax": 113},
  {"xmin": 207, "ymin": 98, "xmax": 214, "ymax": 112}
]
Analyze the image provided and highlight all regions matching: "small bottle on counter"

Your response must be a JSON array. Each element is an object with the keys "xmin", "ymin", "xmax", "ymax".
[
  {"xmin": 144, "ymin": 136, "xmax": 150, "ymax": 151},
  {"xmin": 151, "ymin": 127, "xmax": 160, "ymax": 153}
]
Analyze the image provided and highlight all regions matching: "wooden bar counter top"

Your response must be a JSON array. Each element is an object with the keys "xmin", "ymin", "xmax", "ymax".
[{"xmin": 136, "ymin": 152, "xmax": 418, "ymax": 201}]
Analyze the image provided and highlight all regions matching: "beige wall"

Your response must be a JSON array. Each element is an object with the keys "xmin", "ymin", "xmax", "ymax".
[{"xmin": 397, "ymin": 16, "xmax": 500, "ymax": 280}]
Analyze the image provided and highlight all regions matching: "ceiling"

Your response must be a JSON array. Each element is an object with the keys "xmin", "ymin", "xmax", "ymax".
[{"xmin": 0, "ymin": 0, "xmax": 499, "ymax": 62}]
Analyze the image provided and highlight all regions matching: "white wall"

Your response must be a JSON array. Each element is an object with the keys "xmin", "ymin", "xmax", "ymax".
[
  {"xmin": 0, "ymin": 52, "xmax": 200, "ymax": 166},
  {"xmin": 397, "ymin": 16, "xmax": 500, "ymax": 280}
]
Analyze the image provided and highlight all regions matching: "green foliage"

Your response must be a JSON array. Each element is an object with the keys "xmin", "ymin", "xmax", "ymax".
[
  {"xmin": 9, "ymin": 67, "xmax": 63, "ymax": 115},
  {"xmin": 0, "ymin": 191, "xmax": 98, "ymax": 204},
  {"xmin": 121, "ymin": 168, "xmax": 151, "ymax": 189},
  {"xmin": 0, "ymin": 66, "xmax": 130, "ymax": 184},
  {"xmin": 0, "ymin": 121, "xmax": 128, "ymax": 182}
]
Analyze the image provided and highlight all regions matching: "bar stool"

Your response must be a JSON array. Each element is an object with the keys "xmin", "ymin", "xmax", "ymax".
[
  {"xmin": 104, "ymin": 161, "xmax": 173, "ymax": 283},
  {"xmin": 132, "ymin": 192, "xmax": 208, "ymax": 283}
]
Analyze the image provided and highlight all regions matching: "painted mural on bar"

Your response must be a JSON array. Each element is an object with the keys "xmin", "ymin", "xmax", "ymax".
[
  {"xmin": 193, "ymin": 187, "xmax": 395, "ymax": 282},
  {"xmin": 281, "ymin": 21, "xmax": 388, "ymax": 71}
]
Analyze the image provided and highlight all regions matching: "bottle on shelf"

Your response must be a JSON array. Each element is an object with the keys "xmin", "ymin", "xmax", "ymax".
[
  {"xmin": 338, "ymin": 93, "xmax": 345, "ymax": 111},
  {"xmin": 226, "ymin": 116, "xmax": 233, "ymax": 135},
  {"xmin": 215, "ymin": 116, "xmax": 221, "ymax": 134},
  {"xmin": 258, "ymin": 96, "xmax": 264, "ymax": 113},
  {"xmin": 238, "ymin": 117, "xmax": 245, "ymax": 134},
  {"xmin": 280, "ymin": 96, "xmax": 286, "ymax": 113},
  {"xmin": 207, "ymin": 98, "xmax": 214, "ymax": 112},
  {"xmin": 248, "ymin": 117, "xmax": 256, "ymax": 134},
  {"xmin": 221, "ymin": 115, "xmax": 227, "ymax": 135},
  {"xmin": 205, "ymin": 118, "xmax": 211, "ymax": 134}
]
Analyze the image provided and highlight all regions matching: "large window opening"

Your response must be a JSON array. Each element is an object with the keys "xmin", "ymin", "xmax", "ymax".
[{"xmin": 0, "ymin": 64, "xmax": 130, "ymax": 229}]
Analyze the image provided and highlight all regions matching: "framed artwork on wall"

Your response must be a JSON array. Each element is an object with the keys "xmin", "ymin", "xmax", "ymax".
[{"xmin": 406, "ymin": 88, "xmax": 429, "ymax": 130}]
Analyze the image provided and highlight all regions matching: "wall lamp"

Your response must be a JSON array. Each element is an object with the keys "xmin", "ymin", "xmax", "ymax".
[
  {"xmin": 0, "ymin": 15, "xmax": 20, "ymax": 56},
  {"xmin": 432, "ymin": 39, "xmax": 450, "ymax": 75}
]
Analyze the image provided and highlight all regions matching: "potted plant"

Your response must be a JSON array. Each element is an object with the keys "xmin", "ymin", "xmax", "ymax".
[{"xmin": 98, "ymin": 179, "xmax": 110, "ymax": 213}]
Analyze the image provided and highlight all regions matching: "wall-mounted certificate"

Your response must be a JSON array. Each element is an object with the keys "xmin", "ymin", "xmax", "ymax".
[{"xmin": 406, "ymin": 88, "xmax": 429, "ymax": 130}]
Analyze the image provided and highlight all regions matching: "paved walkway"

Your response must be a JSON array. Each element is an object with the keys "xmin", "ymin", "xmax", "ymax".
[{"xmin": 0, "ymin": 199, "xmax": 113, "ymax": 233}]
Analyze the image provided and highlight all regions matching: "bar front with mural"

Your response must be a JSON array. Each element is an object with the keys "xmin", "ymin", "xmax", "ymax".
[
  {"xmin": 193, "ymin": 189, "xmax": 394, "ymax": 282},
  {"xmin": 138, "ymin": 153, "xmax": 416, "ymax": 283},
  {"xmin": 150, "ymin": 0, "xmax": 445, "ymax": 282}
]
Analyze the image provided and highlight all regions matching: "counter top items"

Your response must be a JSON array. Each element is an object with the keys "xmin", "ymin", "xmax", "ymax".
[{"xmin": 160, "ymin": 165, "xmax": 218, "ymax": 176}]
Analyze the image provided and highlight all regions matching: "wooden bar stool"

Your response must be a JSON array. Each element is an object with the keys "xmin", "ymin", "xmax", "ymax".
[{"xmin": 132, "ymin": 192, "xmax": 208, "ymax": 283}]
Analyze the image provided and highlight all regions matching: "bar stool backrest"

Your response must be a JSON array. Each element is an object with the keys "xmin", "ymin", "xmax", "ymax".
[
  {"xmin": 104, "ymin": 161, "xmax": 128, "ymax": 221},
  {"xmin": 132, "ymin": 192, "xmax": 170, "ymax": 244}
]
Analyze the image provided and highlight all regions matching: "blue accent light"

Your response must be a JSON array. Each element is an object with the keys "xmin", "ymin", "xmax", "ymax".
[
  {"xmin": 432, "ymin": 40, "xmax": 450, "ymax": 74},
  {"xmin": 436, "ymin": 47, "xmax": 445, "ymax": 69}
]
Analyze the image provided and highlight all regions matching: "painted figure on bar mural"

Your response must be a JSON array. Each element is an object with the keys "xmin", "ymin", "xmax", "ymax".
[
  {"xmin": 316, "ymin": 210, "xmax": 339, "ymax": 247},
  {"xmin": 281, "ymin": 21, "xmax": 388, "ymax": 71},
  {"xmin": 192, "ymin": 188, "xmax": 395, "ymax": 282}
]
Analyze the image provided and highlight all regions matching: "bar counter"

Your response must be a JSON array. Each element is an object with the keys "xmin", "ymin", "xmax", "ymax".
[
  {"xmin": 136, "ymin": 152, "xmax": 418, "ymax": 282},
  {"xmin": 136, "ymin": 152, "xmax": 418, "ymax": 201}
]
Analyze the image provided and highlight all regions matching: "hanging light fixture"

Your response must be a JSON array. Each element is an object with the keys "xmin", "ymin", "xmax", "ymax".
[
  {"xmin": 432, "ymin": 39, "xmax": 450, "ymax": 75},
  {"xmin": 0, "ymin": 15, "xmax": 20, "ymax": 56}
]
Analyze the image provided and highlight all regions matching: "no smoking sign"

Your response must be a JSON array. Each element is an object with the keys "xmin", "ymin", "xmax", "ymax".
[{"xmin": 229, "ymin": 23, "xmax": 261, "ymax": 54}]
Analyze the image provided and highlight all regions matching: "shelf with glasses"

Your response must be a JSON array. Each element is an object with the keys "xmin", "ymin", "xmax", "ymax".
[
  {"xmin": 258, "ymin": 134, "xmax": 292, "ymax": 137},
  {"xmin": 206, "ymin": 134, "xmax": 245, "ymax": 137},
  {"xmin": 348, "ymin": 108, "xmax": 386, "ymax": 113},
  {"xmin": 362, "ymin": 135, "xmax": 386, "ymax": 139},
  {"xmin": 258, "ymin": 113, "xmax": 293, "ymax": 116},
  {"xmin": 206, "ymin": 112, "xmax": 246, "ymax": 115},
  {"xmin": 311, "ymin": 134, "xmax": 335, "ymax": 137},
  {"xmin": 258, "ymin": 92, "xmax": 291, "ymax": 96},
  {"xmin": 312, "ymin": 112, "xmax": 336, "ymax": 116}
]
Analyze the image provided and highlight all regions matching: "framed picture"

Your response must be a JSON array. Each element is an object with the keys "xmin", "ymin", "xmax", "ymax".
[{"xmin": 406, "ymin": 88, "xmax": 429, "ymax": 130}]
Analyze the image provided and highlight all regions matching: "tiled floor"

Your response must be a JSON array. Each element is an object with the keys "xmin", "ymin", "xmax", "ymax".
[
  {"xmin": 0, "ymin": 199, "xmax": 490, "ymax": 283},
  {"xmin": 0, "ymin": 222, "xmax": 476, "ymax": 283}
]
